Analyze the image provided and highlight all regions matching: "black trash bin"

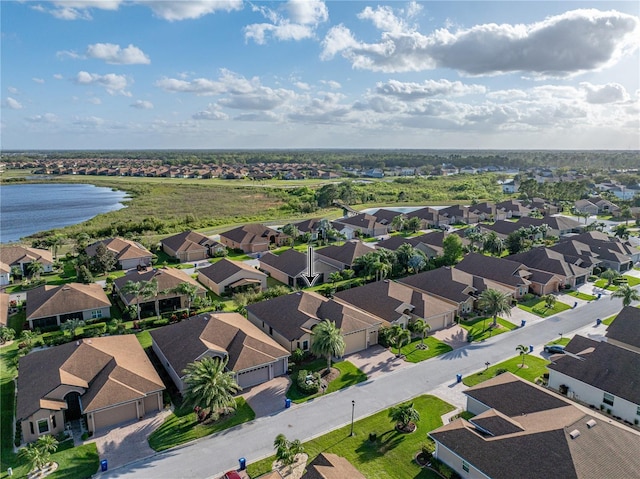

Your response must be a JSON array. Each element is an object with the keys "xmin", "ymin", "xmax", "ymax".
[
  {"xmin": 239, "ymin": 457, "xmax": 246, "ymax": 471},
  {"xmin": 100, "ymin": 460, "xmax": 108, "ymax": 472}
]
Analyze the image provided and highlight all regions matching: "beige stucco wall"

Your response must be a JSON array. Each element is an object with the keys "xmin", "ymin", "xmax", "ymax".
[
  {"xmin": 80, "ymin": 306, "xmax": 111, "ymax": 322},
  {"xmin": 22, "ymin": 410, "xmax": 65, "ymax": 444},
  {"xmin": 259, "ymin": 264, "xmax": 292, "ymax": 286}
]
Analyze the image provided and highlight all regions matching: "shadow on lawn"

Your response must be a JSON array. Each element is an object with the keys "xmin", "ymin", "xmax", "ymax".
[{"xmin": 354, "ymin": 429, "xmax": 405, "ymax": 462}]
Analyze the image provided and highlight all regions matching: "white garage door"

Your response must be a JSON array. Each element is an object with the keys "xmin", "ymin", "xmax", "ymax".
[
  {"xmin": 93, "ymin": 402, "xmax": 138, "ymax": 431},
  {"xmin": 237, "ymin": 365, "xmax": 270, "ymax": 388}
]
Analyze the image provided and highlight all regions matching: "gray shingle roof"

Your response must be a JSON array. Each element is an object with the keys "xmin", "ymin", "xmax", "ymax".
[
  {"xmin": 606, "ymin": 306, "xmax": 640, "ymax": 350},
  {"xmin": 259, "ymin": 249, "xmax": 307, "ymax": 277}
]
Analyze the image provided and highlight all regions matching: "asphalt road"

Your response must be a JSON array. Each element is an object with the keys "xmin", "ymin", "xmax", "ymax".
[{"xmin": 102, "ymin": 293, "xmax": 633, "ymax": 479}]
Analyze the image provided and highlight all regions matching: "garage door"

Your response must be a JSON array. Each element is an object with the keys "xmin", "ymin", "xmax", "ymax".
[
  {"xmin": 237, "ymin": 365, "xmax": 270, "ymax": 388},
  {"xmin": 143, "ymin": 394, "xmax": 160, "ymax": 415},
  {"xmin": 93, "ymin": 402, "xmax": 138, "ymax": 431},
  {"xmin": 344, "ymin": 331, "xmax": 366, "ymax": 355}
]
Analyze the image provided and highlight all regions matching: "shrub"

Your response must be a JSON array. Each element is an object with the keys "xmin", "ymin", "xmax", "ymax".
[
  {"xmin": 42, "ymin": 331, "xmax": 68, "ymax": 347},
  {"xmin": 291, "ymin": 348, "xmax": 305, "ymax": 363},
  {"xmin": 421, "ymin": 441, "xmax": 435, "ymax": 457},
  {"xmin": 295, "ymin": 369, "xmax": 320, "ymax": 395},
  {"xmin": 82, "ymin": 323, "xmax": 106, "ymax": 337},
  {"xmin": 495, "ymin": 368, "xmax": 508, "ymax": 376},
  {"xmin": 378, "ymin": 326, "xmax": 393, "ymax": 348},
  {"xmin": 520, "ymin": 293, "xmax": 536, "ymax": 302}
]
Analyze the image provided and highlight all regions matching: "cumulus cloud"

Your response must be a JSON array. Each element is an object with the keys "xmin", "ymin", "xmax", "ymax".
[
  {"xmin": 245, "ymin": 0, "xmax": 328, "ymax": 44},
  {"xmin": 87, "ymin": 43, "xmax": 150, "ymax": 64},
  {"xmin": 48, "ymin": 0, "xmax": 121, "ymax": 20},
  {"xmin": 26, "ymin": 113, "xmax": 58, "ymax": 123},
  {"xmin": 581, "ymin": 82, "xmax": 630, "ymax": 104},
  {"xmin": 32, "ymin": 78, "xmax": 45, "ymax": 84},
  {"xmin": 322, "ymin": 8, "xmax": 640, "ymax": 76},
  {"xmin": 3, "ymin": 97, "xmax": 23, "ymax": 110},
  {"xmin": 7, "ymin": 87, "xmax": 19, "ymax": 95},
  {"xmin": 376, "ymin": 79, "xmax": 486, "ymax": 100},
  {"xmin": 192, "ymin": 104, "xmax": 229, "ymax": 120},
  {"xmin": 53, "ymin": 74, "xmax": 64, "ymax": 80},
  {"xmin": 320, "ymin": 80, "xmax": 342, "ymax": 90},
  {"xmin": 233, "ymin": 111, "xmax": 280, "ymax": 122},
  {"xmin": 74, "ymin": 71, "xmax": 131, "ymax": 96},
  {"xmin": 130, "ymin": 100, "xmax": 154, "ymax": 109}
]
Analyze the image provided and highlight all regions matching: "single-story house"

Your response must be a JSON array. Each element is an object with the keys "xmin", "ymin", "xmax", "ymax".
[
  {"xmin": 85, "ymin": 237, "xmax": 153, "ymax": 270},
  {"xmin": 17, "ymin": 336, "xmax": 164, "ymax": 443},
  {"xmin": 302, "ymin": 453, "xmax": 366, "ymax": 479},
  {"xmin": 335, "ymin": 280, "xmax": 458, "ymax": 331},
  {"xmin": 552, "ymin": 231, "xmax": 639, "ymax": 272},
  {"xmin": 331, "ymin": 213, "xmax": 389, "ymax": 239},
  {"xmin": 246, "ymin": 291, "xmax": 383, "ymax": 355},
  {"xmin": 478, "ymin": 220, "xmax": 523, "ymax": 240},
  {"xmin": 573, "ymin": 199, "xmax": 599, "ymax": 216},
  {"xmin": 0, "ymin": 261, "xmax": 10, "ymax": 286},
  {"xmin": 438, "ymin": 205, "xmax": 480, "ymax": 225},
  {"xmin": 113, "ymin": 267, "xmax": 206, "ymax": 317},
  {"xmin": 548, "ymin": 334, "xmax": 640, "ymax": 426},
  {"xmin": 494, "ymin": 199, "xmax": 532, "ymax": 218},
  {"xmin": 289, "ymin": 218, "xmax": 326, "ymax": 240},
  {"xmin": 219, "ymin": 224, "xmax": 290, "ymax": 253},
  {"xmin": 606, "ymin": 305, "xmax": 640, "ymax": 354},
  {"xmin": 161, "ymin": 230, "xmax": 225, "ymax": 262},
  {"xmin": 430, "ymin": 372, "xmax": 640, "ymax": 479},
  {"xmin": 315, "ymin": 240, "xmax": 374, "ymax": 270},
  {"xmin": 0, "ymin": 245, "xmax": 54, "ymax": 275},
  {"xmin": 258, "ymin": 249, "xmax": 338, "ymax": 288},
  {"xmin": 455, "ymin": 253, "xmax": 530, "ymax": 299},
  {"xmin": 198, "ymin": 258, "xmax": 267, "ymax": 296},
  {"xmin": 151, "ymin": 312, "xmax": 290, "ymax": 390},
  {"xmin": 406, "ymin": 207, "xmax": 446, "ymax": 229},
  {"xmin": 26, "ymin": 283, "xmax": 111, "ymax": 330}
]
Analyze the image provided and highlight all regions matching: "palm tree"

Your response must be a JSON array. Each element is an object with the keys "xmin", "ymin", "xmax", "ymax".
[
  {"xmin": 388, "ymin": 324, "xmax": 411, "ymax": 357},
  {"xmin": 611, "ymin": 284, "xmax": 640, "ymax": 307},
  {"xmin": 274, "ymin": 434, "xmax": 304, "ymax": 470},
  {"xmin": 142, "ymin": 278, "xmax": 160, "ymax": 317},
  {"xmin": 600, "ymin": 269, "xmax": 620, "ymax": 288},
  {"xmin": 61, "ymin": 318, "xmax": 85, "ymax": 339},
  {"xmin": 36, "ymin": 434, "xmax": 59, "ymax": 458},
  {"xmin": 478, "ymin": 288, "xmax": 513, "ymax": 328},
  {"xmin": 20, "ymin": 330, "xmax": 38, "ymax": 348},
  {"xmin": 49, "ymin": 234, "xmax": 65, "ymax": 260},
  {"xmin": 467, "ymin": 231, "xmax": 485, "ymax": 253},
  {"xmin": 167, "ymin": 281, "xmax": 200, "ymax": 313},
  {"xmin": 391, "ymin": 214, "xmax": 405, "ymax": 232},
  {"xmin": 516, "ymin": 344, "xmax": 528, "ymax": 367},
  {"xmin": 19, "ymin": 435, "xmax": 58, "ymax": 473},
  {"xmin": 328, "ymin": 272, "xmax": 342, "ymax": 285},
  {"xmin": 121, "ymin": 280, "xmax": 145, "ymax": 321},
  {"xmin": 0, "ymin": 327, "xmax": 15, "ymax": 344},
  {"xmin": 182, "ymin": 356, "xmax": 241, "ymax": 419},
  {"xmin": 389, "ymin": 402, "xmax": 420, "ymax": 431},
  {"xmin": 27, "ymin": 261, "xmax": 44, "ymax": 280},
  {"xmin": 311, "ymin": 319, "xmax": 346, "ymax": 373},
  {"xmin": 483, "ymin": 231, "xmax": 503, "ymax": 256},
  {"xmin": 408, "ymin": 253, "xmax": 426, "ymax": 274},
  {"xmin": 409, "ymin": 319, "xmax": 430, "ymax": 348},
  {"xmin": 543, "ymin": 294, "xmax": 557, "ymax": 311}
]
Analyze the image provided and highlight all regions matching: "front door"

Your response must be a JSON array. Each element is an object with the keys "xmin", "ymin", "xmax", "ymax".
[{"xmin": 64, "ymin": 392, "xmax": 82, "ymax": 421}]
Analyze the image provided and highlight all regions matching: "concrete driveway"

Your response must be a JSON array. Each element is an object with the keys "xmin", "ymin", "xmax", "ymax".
[
  {"xmin": 240, "ymin": 376, "xmax": 290, "ymax": 418},
  {"xmin": 344, "ymin": 345, "xmax": 412, "ymax": 379}
]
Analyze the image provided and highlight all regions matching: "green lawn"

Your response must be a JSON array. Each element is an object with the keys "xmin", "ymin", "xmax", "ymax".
[
  {"xmin": 247, "ymin": 395, "xmax": 454, "ymax": 479},
  {"xmin": 547, "ymin": 337, "xmax": 571, "ymax": 347},
  {"xmin": 463, "ymin": 355, "xmax": 550, "ymax": 387},
  {"xmin": 399, "ymin": 337, "xmax": 453, "ymax": 363},
  {"xmin": 566, "ymin": 291, "xmax": 597, "ymax": 301},
  {"xmin": 594, "ymin": 279, "xmax": 618, "ymax": 291},
  {"xmin": 147, "ymin": 397, "xmax": 255, "ymax": 452},
  {"xmin": 517, "ymin": 298, "xmax": 571, "ymax": 317},
  {"xmin": 287, "ymin": 359, "xmax": 367, "ymax": 404},
  {"xmin": 136, "ymin": 330, "xmax": 153, "ymax": 349},
  {"xmin": 458, "ymin": 316, "xmax": 518, "ymax": 342},
  {"xmin": 602, "ymin": 314, "xmax": 618, "ymax": 326},
  {"xmin": 624, "ymin": 275, "xmax": 640, "ymax": 287}
]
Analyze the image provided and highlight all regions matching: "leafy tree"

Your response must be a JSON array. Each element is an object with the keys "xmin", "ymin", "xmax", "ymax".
[
  {"xmin": 166, "ymin": 281, "xmax": 200, "ymax": 312},
  {"xmin": 340, "ymin": 268, "xmax": 355, "ymax": 280},
  {"xmin": 600, "ymin": 269, "xmax": 620, "ymax": 288},
  {"xmin": 543, "ymin": 294, "xmax": 557, "ymax": 311},
  {"xmin": 0, "ymin": 326, "xmax": 16, "ymax": 344},
  {"xmin": 442, "ymin": 234, "xmax": 463, "ymax": 265},
  {"xmin": 273, "ymin": 434, "xmax": 304, "ymax": 469},
  {"xmin": 409, "ymin": 319, "xmax": 430, "ymax": 347},
  {"xmin": 90, "ymin": 242, "xmax": 117, "ymax": 274},
  {"xmin": 11, "ymin": 265, "xmax": 23, "ymax": 280},
  {"xmin": 120, "ymin": 281, "xmax": 146, "ymax": 321},
  {"xmin": 74, "ymin": 233, "xmax": 91, "ymax": 253},
  {"xmin": 388, "ymin": 324, "xmax": 411, "ymax": 357},
  {"xmin": 406, "ymin": 217, "xmax": 422, "ymax": 233},
  {"xmin": 329, "ymin": 272, "xmax": 342, "ymax": 285},
  {"xmin": 505, "ymin": 231, "xmax": 526, "ymax": 255},
  {"xmin": 408, "ymin": 252, "xmax": 427, "ymax": 274},
  {"xmin": 61, "ymin": 318, "xmax": 85, "ymax": 339},
  {"xmin": 48, "ymin": 234, "xmax": 65, "ymax": 260},
  {"xmin": 478, "ymin": 288, "xmax": 513, "ymax": 328},
  {"xmin": 516, "ymin": 344, "xmax": 529, "ymax": 367},
  {"xmin": 620, "ymin": 205, "xmax": 632, "ymax": 225},
  {"xmin": 77, "ymin": 265, "xmax": 94, "ymax": 284},
  {"xmin": 27, "ymin": 261, "xmax": 44, "ymax": 280},
  {"xmin": 483, "ymin": 231, "xmax": 503, "ymax": 256},
  {"xmin": 613, "ymin": 224, "xmax": 629, "ymax": 239},
  {"xmin": 311, "ymin": 319, "xmax": 345, "ymax": 373},
  {"xmin": 391, "ymin": 214, "xmax": 405, "ymax": 232},
  {"xmin": 20, "ymin": 330, "xmax": 38, "ymax": 348},
  {"xmin": 611, "ymin": 284, "xmax": 640, "ymax": 307},
  {"xmin": 182, "ymin": 356, "xmax": 241, "ymax": 419},
  {"xmin": 281, "ymin": 223, "xmax": 299, "ymax": 239},
  {"xmin": 389, "ymin": 402, "xmax": 420, "ymax": 430}
]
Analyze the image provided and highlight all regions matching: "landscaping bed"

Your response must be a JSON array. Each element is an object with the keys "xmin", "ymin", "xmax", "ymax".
[{"xmin": 287, "ymin": 359, "xmax": 367, "ymax": 404}]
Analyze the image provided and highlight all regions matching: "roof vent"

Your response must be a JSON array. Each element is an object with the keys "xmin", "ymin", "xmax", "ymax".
[
  {"xmin": 586, "ymin": 419, "xmax": 597, "ymax": 429},
  {"xmin": 76, "ymin": 341, "xmax": 80, "ymax": 346},
  {"xmin": 569, "ymin": 429, "xmax": 581, "ymax": 439}
]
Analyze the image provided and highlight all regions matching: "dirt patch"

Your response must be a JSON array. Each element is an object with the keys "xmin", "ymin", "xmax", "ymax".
[
  {"xmin": 395, "ymin": 422, "xmax": 417, "ymax": 434},
  {"xmin": 320, "ymin": 367, "xmax": 340, "ymax": 384}
]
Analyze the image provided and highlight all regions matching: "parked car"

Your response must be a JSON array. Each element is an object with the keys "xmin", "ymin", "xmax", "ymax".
[
  {"xmin": 222, "ymin": 472, "xmax": 242, "ymax": 479},
  {"xmin": 543, "ymin": 344, "xmax": 565, "ymax": 354}
]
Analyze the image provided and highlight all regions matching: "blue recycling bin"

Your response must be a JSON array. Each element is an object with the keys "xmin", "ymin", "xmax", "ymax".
[
  {"xmin": 597, "ymin": 293, "xmax": 602, "ymax": 299},
  {"xmin": 456, "ymin": 373, "xmax": 462, "ymax": 383},
  {"xmin": 521, "ymin": 320, "xmax": 526, "ymax": 327},
  {"xmin": 596, "ymin": 318, "xmax": 602, "ymax": 326},
  {"xmin": 100, "ymin": 459, "xmax": 108, "ymax": 472},
  {"xmin": 239, "ymin": 457, "xmax": 246, "ymax": 471},
  {"xmin": 285, "ymin": 398, "xmax": 291, "ymax": 408},
  {"xmin": 529, "ymin": 345, "xmax": 533, "ymax": 353}
]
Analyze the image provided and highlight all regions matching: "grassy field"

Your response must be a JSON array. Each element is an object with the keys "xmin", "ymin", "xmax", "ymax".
[
  {"xmin": 517, "ymin": 298, "xmax": 571, "ymax": 317},
  {"xmin": 463, "ymin": 355, "xmax": 550, "ymax": 387},
  {"xmin": 458, "ymin": 316, "xmax": 518, "ymax": 342},
  {"xmin": 246, "ymin": 395, "xmax": 454, "ymax": 479},
  {"xmin": 399, "ymin": 337, "xmax": 453, "ymax": 363},
  {"xmin": 287, "ymin": 359, "xmax": 367, "ymax": 404}
]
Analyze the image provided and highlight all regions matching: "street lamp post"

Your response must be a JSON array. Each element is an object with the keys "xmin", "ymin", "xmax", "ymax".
[{"xmin": 350, "ymin": 400, "xmax": 355, "ymax": 436}]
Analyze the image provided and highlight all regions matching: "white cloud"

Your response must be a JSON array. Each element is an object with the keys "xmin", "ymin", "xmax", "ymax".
[
  {"xmin": 376, "ymin": 79, "xmax": 486, "ymax": 100},
  {"xmin": 293, "ymin": 81, "xmax": 310, "ymax": 90},
  {"xmin": 245, "ymin": 0, "xmax": 328, "ymax": 44},
  {"xmin": 581, "ymin": 82, "xmax": 629, "ymax": 104},
  {"xmin": 144, "ymin": 0, "xmax": 242, "ymax": 21},
  {"xmin": 130, "ymin": 100, "xmax": 154, "ymax": 109},
  {"xmin": 322, "ymin": 8, "xmax": 640, "ymax": 76},
  {"xmin": 53, "ymin": 74, "xmax": 64, "ymax": 80},
  {"xmin": 320, "ymin": 80, "xmax": 342, "ymax": 90},
  {"xmin": 74, "ymin": 71, "xmax": 131, "ymax": 96},
  {"xmin": 234, "ymin": 111, "xmax": 280, "ymax": 122},
  {"xmin": 192, "ymin": 104, "xmax": 229, "ymax": 120},
  {"xmin": 26, "ymin": 113, "xmax": 58, "ymax": 123},
  {"xmin": 88, "ymin": 97, "xmax": 102, "ymax": 105},
  {"xmin": 32, "ymin": 78, "xmax": 45, "ymax": 84},
  {"xmin": 7, "ymin": 87, "xmax": 19, "ymax": 95},
  {"xmin": 87, "ymin": 43, "xmax": 150, "ymax": 64},
  {"xmin": 3, "ymin": 97, "xmax": 23, "ymax": 110},
  {"xmin": 57, "ymin": 50, "xmax": 81, "ymax": 60}
]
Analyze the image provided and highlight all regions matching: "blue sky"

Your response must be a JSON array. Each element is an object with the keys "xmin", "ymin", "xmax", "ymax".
[{"xmin": 2, "ymin": 1, "xmax": 639, "ymax": 150}]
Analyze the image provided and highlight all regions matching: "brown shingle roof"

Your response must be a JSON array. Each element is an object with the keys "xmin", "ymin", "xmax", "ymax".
[
  {"xmin": 456, "ymin": 253, "xmax": 530, "ymax": 288},
  {"xmin": 219, "ymin": 224, "xmax": 287, "ymax": 246},
  {"xmin": 259, "ymin": 249, "xmax": 307, "ymax": 277},
  {"xmin": 160, "ymin": 230, "xmax": 218, "ymax": 254},
  {"xmin": 315, "ymin": 240, "xmax": 373, "ymax": 267},
  {"xmin": 85, "ymin": 237, "xmax": 151, "ymax": 262},
  {"xmin": 302, "ymin": 453, "xmax": 366, "ymax": 479},
  {"xmin": 26, "ymin": 283, "xmax": 111, "ymax": 320},
  {"xmin": 113, "ymin": 267, "xmax": 205, "ymax": 305},
  {"xmin": 0, "ymin": 245, "xmax": 53, "ymax": 267},
  {"xmin": 399, "ymin": 267, "xmax": 476, "ymax": 304}
]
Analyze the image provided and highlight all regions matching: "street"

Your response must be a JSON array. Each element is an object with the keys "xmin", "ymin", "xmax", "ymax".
[{"xmin": 101, "ymin": 292, "xmax": 633, "ymax": 479}]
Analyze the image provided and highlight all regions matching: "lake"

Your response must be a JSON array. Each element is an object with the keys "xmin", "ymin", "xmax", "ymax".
[{"xmin": 0, "ymin": 183, "xmax": 128, "ymax": 243}]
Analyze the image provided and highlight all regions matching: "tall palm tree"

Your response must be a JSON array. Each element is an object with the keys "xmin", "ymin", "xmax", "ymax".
[
  {"xmin": 311, "ymin": 319, "xmax": 346, "ymax": 373},
  {"xmin": 409, "ymin": 319, "xmax": 430, "ymax": 347},
  {"xmin": 516, "ymin": 344, "xmax": 528, "ymax": 367},
  {"xmin": 478, "ymin": 288, "xmax": 513, "ymax": 328},
  {"xmin": 27, "ymin": 261, "xmax": 44, "ymax": 280},
  {"xmin": 600, "ymin": 269, "xmax": 620, "ymax": 288},
  {"xmin": 61, "ymin": 318, "xmax": 85, "ymax": 339},
  {"xmin": 273, "ymin": 434, "xmax": 304, "ymax": 469},
  {"xmin": 142, "ymin": 278, "xmax": 160, "ymax": 317},
  {"xmin": 388, "ymin": 324, "xmax": 411, "ymax": 357},
  {"xmin": 182, "ymin": 356, "xmax": 241, "ymax": 418},
  {"xmin": 389, "ymin": 402, "xmax": 420, "ymax": 430},
  {"xmin": 611, "ymin": 284, "xmax": 640, "ymax": 307},
  {"xmin": 167, "ymin": 281, "xmax": 200, "ymax": 312},
  {"xmin": 483, "ymin": 231, "xmax": 503, "ymax": 256},
  {"xmin": 121, "ymin": 281, "xmax": 145, "ymax": 321}
]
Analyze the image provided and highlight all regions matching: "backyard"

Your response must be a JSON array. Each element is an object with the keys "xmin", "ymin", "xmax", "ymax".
[{"xmin": 246, "ymin": 395, "xmax": 454, "ymax": 479}]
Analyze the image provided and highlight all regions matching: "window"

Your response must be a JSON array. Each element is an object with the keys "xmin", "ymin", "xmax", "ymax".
[
  {"xmin": 30, "ymin": 422, "xmax": 34, "ymax": 435},
  {"xmin": 636, "ymin": 406, "xmax": 640, "ymax": 416},
  {"xmin": 91, "ymin": 309, "xmax": 103, "ymax": 319},
  {"xmin": 269, "ymin": 326, "xmax": 273, "ymax": 336},
  {"xmin": 302, "ymin": 340, "xmax": 309, "ymax": 351},
  {"xmin": 603, "ymin": 392, "xmax": 614, "ymax": 406},
  {"xmin": 37, "ymin": 419, "xmax": 49, "ymax": 434},
  {"xmin": 462, "ymin": 460, "xmax": 470, "ymax": 473},
  {"xmin": 52, "ymin": 416, "xmax": 56, "ymax": 428}
]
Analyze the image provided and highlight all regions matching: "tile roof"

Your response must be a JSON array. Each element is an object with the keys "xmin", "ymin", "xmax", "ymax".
[
  {"xmin": 150, "ymin": 312, "xmax": 289, "ymax": 376},
  {"xmin": 605, "ymin": 306, "xmax": 640, "ymax": 350},
  {"xmin": 548, "ymin": 336, "xmax": 640, "ymax": 405},
  {"xmin": 198, "ymin": 258, "xmax": 266, "ymax": 284},
  {"xmin": 17, "ymin": 336, "xmax": 164, "ymax": 419},
  {"xmin": 26, "ymin": 283, "xmax": 111, "ymax": 320}
]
